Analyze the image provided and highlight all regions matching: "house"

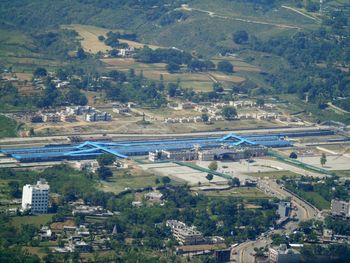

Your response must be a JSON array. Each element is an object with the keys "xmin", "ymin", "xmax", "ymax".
[{"xmin": 166, "ymin": 220, "xmax": 204, "ymax": 245}]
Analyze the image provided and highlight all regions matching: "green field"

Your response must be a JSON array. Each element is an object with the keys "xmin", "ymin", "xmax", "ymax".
[
  {"xmin": 201, "ymin": 187, "xmax": 269, "ymax": 199},
  {"xmin": 333, "ymin": 170, "xmax": 350, "ymax": 177},
  {"xmin": 0, "ymin": 115, "xmax": 17, "ymax": 138},
  {"xmin": 299, "ymin": 191, "xmax": 330, "ymax": 210},
  {"xmin": 11, "ymin": 214, "xmax": 54, "ymax": 229},
  {"xmin": 245, "ymin": 170, "xmax": 301, "ymax": 179},
  {"xmin": 99, "ymin": 171, "xmax": 182, "ymax": 194}
]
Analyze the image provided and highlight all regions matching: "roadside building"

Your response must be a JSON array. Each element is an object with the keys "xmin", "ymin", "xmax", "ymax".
[
  {"xmin": 278, "ymin": 202, "xmax": 291, "ymax": 218},
  {"xmin": 144, "ymin": 191, "xmax": 163, "ymax": 202},
  {"xmin": 269, "ymin": 244, "xmax": 300, "ymax": 263},
  {"xmin": 331, "ymin": 199, "xmax": 350, "ymax": 217},
  {"xmin": 166, "ymin": 220, "xmax": 204, "ymax": 245},
  {"xmin": 85, "ymin": 112, "xmax": 112, "ymax": 122},
  {"xmin": 42, "ymin": 113, "xmax": 60, "ymax": 122},
  {"xmin": 22, "ymin": 179, "xmax": 50, "ymax": 214}
]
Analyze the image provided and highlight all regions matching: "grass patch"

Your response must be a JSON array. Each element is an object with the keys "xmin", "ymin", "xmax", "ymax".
[
  {"xmin": 332, "ymin": 170, "xmax": 350, "ymax": 177},
  {"xmin": 0, "ymin": 115, "xmax": 17, "ymax": 138},
  {"xmin": 99, "ymin": 170, "xmax": 175, "ymax": 194},
  {"xmin": 11, "ymin": 214, "xmax": 54, "ymax": 229},
  {"xmin": 245, "ymin": 170, "xmax": 301, "ymax": 179},
  {"xmin": 299, "ymin": 191, "xmax": 330, "ymax": 210},
  {"xmin": 201, "ymin": 187, "xmax": 269, "ymax": 199}
]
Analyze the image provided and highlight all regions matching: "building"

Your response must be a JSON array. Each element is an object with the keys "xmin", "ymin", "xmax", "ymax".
[
  {"xmin": 166, "ymin": 220, "xmax": 204, "ymax": 245},
  {"xmin": 85, "ymin": 112, "xmax": 112, "ymax": 122},
  {"xmin": 60, "ymin": 114, "xmax": 77, "ymax": 122},
  {"xmin": 144, "ymin": 191, "xmax": 163, "ymax": 202},
  {"xmin": 42, "ymin": 113, "xmax": 60, "ymax": 122},
  {"xmin": 278, "ymin": 202, "xmax": 291, "ymax": 218},
  {"xmin": 149, "ymin": 149, "xmax": 198, "ymax": 162},
  {"xmin": 22, "ymin": 179, "xmax": 50, "ymax": 214},
  {"xmin": 331, "ymin": 199, "xmax": 350, "ymax": 217},
  {"xmin": 65, "ymin": 106, "xmax": 95, "ymax": 115},
  {"xmin": 198, "ymin": 146, "xmax": 267, "ymax": 161},
  {"xmin": 269, "ymin": 245, "xmax": 301, "ymax": 263}
]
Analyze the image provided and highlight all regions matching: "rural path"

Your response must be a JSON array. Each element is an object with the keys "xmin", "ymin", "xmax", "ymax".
[
  {"xmin": 179, "ymin": 4, "xmax": 301, "ymax": 29},
  {"xmin": 281, "ymin": 5, "xmax": 321, "ymax": 22},
  {"xmin": 327, "ymin": 102, "xmax": 350, "ymax": 114}
]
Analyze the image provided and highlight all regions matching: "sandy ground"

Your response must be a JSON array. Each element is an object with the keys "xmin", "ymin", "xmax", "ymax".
[
  {"xmin": 298, "ymin": 155, "xmax": 350, "ymax": 171},
  {"xmin": 196, "ymin": 157, "xmax": 325, "ymax": 179},
  {"xmin": 139, "ymin": 162, "xmax": 227, "ymax": 185}
]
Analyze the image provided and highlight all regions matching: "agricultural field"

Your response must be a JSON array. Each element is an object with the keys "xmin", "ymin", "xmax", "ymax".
[
  {"xmin": 64, "ymin": 24, "xmax": 161, "ymax": 54},
  {"xmin": 200, "ymin": 187, "xmax": 269, "ymax": 200}
]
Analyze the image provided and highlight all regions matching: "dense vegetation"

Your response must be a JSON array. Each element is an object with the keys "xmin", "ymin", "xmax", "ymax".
[{"xmin": 283, "ymin": 176, "xmax": 350, "ymax": 210}]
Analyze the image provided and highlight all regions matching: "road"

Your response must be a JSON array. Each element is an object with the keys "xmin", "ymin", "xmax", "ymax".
[
  {"xmin": 180, "ymin": 4, "xmax": 301, "ymax": 29},
  {"xmin": 281, "ymin": 5, "xmax": 321, "ymax": 22},
  {"xmin": 232, "ymin": 179, "xmax": 320, "ymax": 262}
]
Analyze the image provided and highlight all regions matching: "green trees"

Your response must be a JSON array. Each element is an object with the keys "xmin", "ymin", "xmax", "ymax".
[
  {"xmin": 206, "ymin": 173, "xmax": 214, "ymax": 182},
  {"xmin": 233, "ymin": 30, "xmax": 249, "ymax": 44},
  {"xmin": 161, "ymin": 176, "xmax": 171, "ymax": 185},
  {"xmin": 201, "ymin": 113, "xmax": 209, "ymax": 123},
  {"xmin": 208, "ymin": 161, "xmax": 218, "ymax": 171},
  {"xmin": 97, "ymin": 166, "xmax": 113, "ymax": 180},
  {"xmin": 221, "ymin": 106, "xmax": 237, "ymax": 120},
  {"xmin": 320, "ymin": 153, "xmax": 327, "ymax": 167},
  {"xmin": 289, "ymin": 152, "xmax": 298, "ymax": 159},
  {"xmin": 33, "ymin": 67, "xmax": 47, "ymax": 77},
  {"xmin": 97, "ymin": 154, "xmax": 116, "ymax": 166},
  {"xmin": 166, "ymin": 62, "xmax": 180, "ymax": 73},
  {"xmin": 76, "ymin": 48, "xmax": 86, "ymax": 60},
  {"xmin": 217, "ymin": 61, "xmax": 234, "ymax": 73}
]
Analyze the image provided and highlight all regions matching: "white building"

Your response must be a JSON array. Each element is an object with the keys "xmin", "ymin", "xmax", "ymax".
[
  {"xmin": 85, "ymin": 112, "xmax": 112, "ymax": 122},
  {"xmin": 269, "ymin": 244, "xmax": 300, "ymax": 263},
  {"xmin": 22, "ymin": 179, "xmax": 50, "ymax": 214},
  {"xmin": 331, "ymin": 199, "xmax": 350, "ymax": 217}
]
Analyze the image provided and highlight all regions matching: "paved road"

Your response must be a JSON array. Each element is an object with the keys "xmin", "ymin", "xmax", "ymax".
[
  {"xmin": 232, "ymin": 179, "xmax": 320, "ymax": 262},
  {"xmin": 0, "ymin": 126, "xmax": 330, "ymax": 144}
]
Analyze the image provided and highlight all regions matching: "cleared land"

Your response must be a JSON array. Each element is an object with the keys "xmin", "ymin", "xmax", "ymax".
[
  {"xmin": 200, "ymin": 187, "xmax": 268, "ymax": 199},
  {"xmin": 64, "ymin": 24, "xmax": 161, "ymax": 54},
  {"xmin": 139, "ymin": 162, "xmax": 227, "ymax": 185}
]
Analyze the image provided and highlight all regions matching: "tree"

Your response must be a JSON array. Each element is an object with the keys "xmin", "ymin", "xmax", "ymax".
[
  {"xmin": 208, "ymin": 161, "xmax": 218, "ymax": 171},
  {"xmin": 230, "ymin": 177, "xmax": 240, "ymax": 187},
  {"xmin": 33, "ymin": 67, "xmax": 47, "ymax": 77},
  {"xmin": 167, "ymin": 83, "xmax": 178, "ymax": 97},
  {"xmin": 97, "ymin": 166, "xmax": 113, "ymax": 180},
  {"xmin": 221, "ymin": 106, "xmax": 237, "ymax": 120},
  {"xmin": 155, "ymin": 178, "xmax": 160, "ymax": 185},
  {"xmin": 217, "ymin": 61, "xmax": 234, "ymax": 73},
  {"xmin": 233, "ymin": 30, "xmax": 249, "ymax": 44},
  {"xmin": 77, "ymin": 48, "xmax": 86, "ymax": 60},
  {"xmin": 256, "ymin": 98, "xmax": 265, "ymax": 107},
  {"xmin": 320, "ymin": 153, "xmax": 327, "ymax": 167},
  {"xmin": 289, "ymin": 152, "xmax": 298, "ymax": 159},
  {"xmin": 206, "ymin": 173, "xmax": 214, "ymax": 182},
  {"xmin": 166, "ymin": 62, "xmax": 180, "ymax": 73},
  {"xmin": 201, "ymin": 113, "xmax": 209, "ymax": 123},
  {"xmin": 96, "ymin": 154, "xmax": 116, "ymax": 166},
  {"xmin": 98, "ymin": 35, "xmax": 105, "ymax": 42},
  {"xmin": 161, "ymin": 176, "xmax": 171, "ymax": 185}
]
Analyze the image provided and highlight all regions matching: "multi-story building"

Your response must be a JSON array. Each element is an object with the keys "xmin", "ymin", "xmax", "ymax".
[
  {"xmin": 269, "ymin": 245, "xmax": 301, "ymax": 263},
  {"xmin": 22, "ymin": 179, "xmax": 50, "ymax": 214},
  {"xmin": 85, "ymin": 112, "xmax": 112, "ymax": 122},
  {"xmin": 42, "ymin": 113, "xmax": 60, "ymax": 122},
  {"xmin": 65, "ymin": 106, "xmax": 95, "ymax": 115},
  {"xmin": 278, "ymin": 202, "xmax": 291, "ymax": 218},
  {"xmin": 331, "ymin": 199, "xmax": 350, "ymax": 217},
  {"xmin": 166, "ymin": 220, "xmax": 204, "ymax": 245}
]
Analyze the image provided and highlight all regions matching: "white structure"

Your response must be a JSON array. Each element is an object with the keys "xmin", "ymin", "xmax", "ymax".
[
  {"xmin": 331, "ymin": 199, "xmax": 350, "ymax": 217},
  {"xmin": 85, "ymin": 112, "xmax": 112, "ymax": 122},
  {"xmin": 269, "ymin": 244, "xmax": 301, "ymax": 263},
  {"xmin": 22, "ymin": 179, "xmax": 50, "ymax": 214}
]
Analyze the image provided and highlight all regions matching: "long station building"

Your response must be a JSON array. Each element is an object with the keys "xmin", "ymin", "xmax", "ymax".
[{"xmin": 1, "ymin": 130, "xmax": 334, "ymax": 163}]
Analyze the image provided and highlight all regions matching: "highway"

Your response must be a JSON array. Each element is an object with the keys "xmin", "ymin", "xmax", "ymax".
[{"xmin": 232, "ymin": 179, "xmax": 320, "ymax": 262}]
